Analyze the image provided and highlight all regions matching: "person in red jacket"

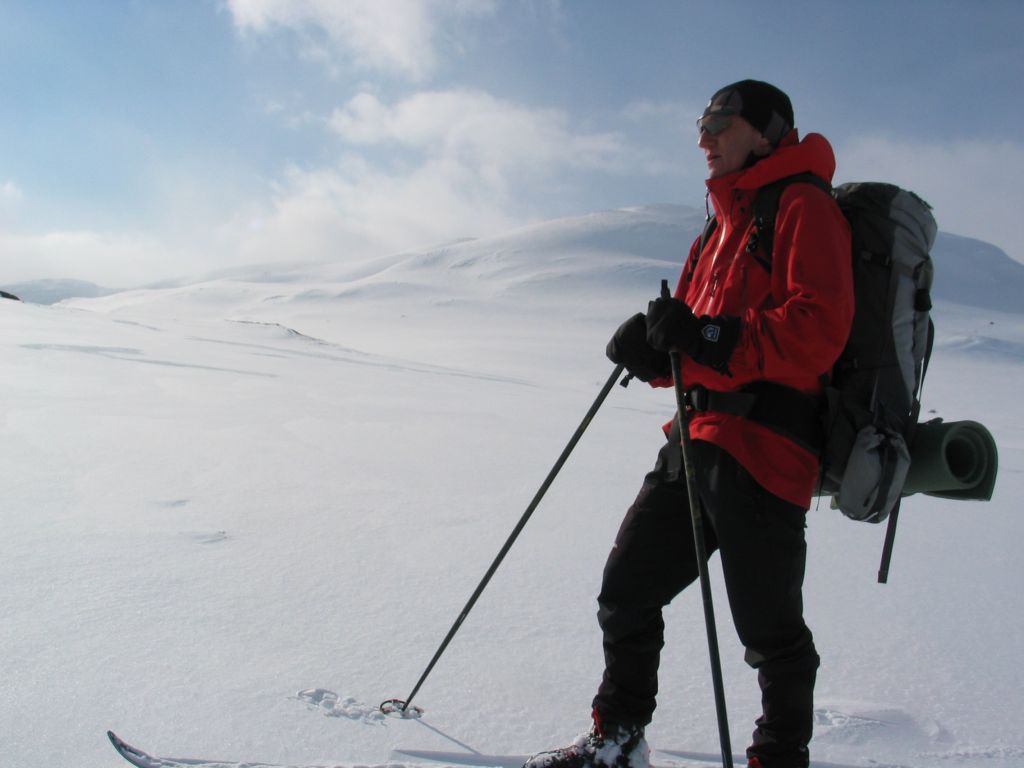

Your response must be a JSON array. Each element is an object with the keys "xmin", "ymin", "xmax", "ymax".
[{"xmin": 524, "ymin": 81, "xmax": 854, "ymax": 768}]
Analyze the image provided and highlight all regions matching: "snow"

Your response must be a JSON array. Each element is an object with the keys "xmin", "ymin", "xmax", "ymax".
[{"xmin": 1, "ymin": 205, "xmax": 1022, "ymax": 768}]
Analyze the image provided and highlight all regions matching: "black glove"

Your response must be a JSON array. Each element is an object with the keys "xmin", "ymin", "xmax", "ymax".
[
  {"xmin": 645, "ymin": 295, "xmax": 701, "ymax": 352},
  {"xmin": 646, "ymin": 296, "xmax": 741, "ymax": 375},
  {"xmin": 606, "ymin": 313, "xmax": 671, "ymax": 382}
]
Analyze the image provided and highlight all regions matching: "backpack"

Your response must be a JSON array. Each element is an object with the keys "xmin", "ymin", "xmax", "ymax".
[{"xmin": 692, "ymin": 174, "xmax": 938, "ymax": 526}]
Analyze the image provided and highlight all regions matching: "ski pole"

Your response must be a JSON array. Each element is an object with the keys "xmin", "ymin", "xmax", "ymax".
[
  {"xmin": 661, "ymin": 280, "xmax": 734, "ymax": 768},
  {"xmin": 382, "ymin": 363, "xmax": 628, "ymax": 716}
]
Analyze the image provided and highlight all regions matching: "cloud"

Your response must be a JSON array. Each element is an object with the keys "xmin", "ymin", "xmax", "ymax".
[
  {"xmin": 0, "ymin": 181, "xmax": 25, "ymax": 231},
  {"xmin": 837, "ymin": 135, "xmax": 1024, "ymax": 264},
  {"xmin": 223, "ymin": 89, "xmax": 644, "ymax": 264},
  {"xmin": 225, "ymin": 0, "xmax": 496, "ymax": 80},
  {"xmin": 330, "ymin": 89, "xmax": 632, "ymax": 176},
  {"xmin": 1, "ymin": 180, "xmax": 24, "ymax": 203},
  {"xmin": 0, "ymin": 229, "xmax": 188, "ymax": 288},
  {"xmin": 2, "ymin": 88, "xmax": 666, "ymax": 286},
  {"xmin": 619, "ymin": 98, "xmax": 697, "ymax": 124},
  {"xmin": 221, "ymin": 154, "xmax": 520, "ymax": 265}
]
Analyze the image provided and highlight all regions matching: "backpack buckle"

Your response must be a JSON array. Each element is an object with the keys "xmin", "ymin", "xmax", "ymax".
[{"xmin": 684, "ymin": 385, "xmax": 710, "ymax": 412}]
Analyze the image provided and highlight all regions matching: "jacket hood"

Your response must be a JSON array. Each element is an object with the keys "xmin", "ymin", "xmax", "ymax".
[{"xmin": 708, "ymin": 131, "xmax": 838, "ymax": 194}]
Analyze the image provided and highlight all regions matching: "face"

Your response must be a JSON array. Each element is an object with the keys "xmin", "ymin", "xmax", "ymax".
[{"xmin": 697, "ymin": 115, "xmax": 772, "ymax": 179}]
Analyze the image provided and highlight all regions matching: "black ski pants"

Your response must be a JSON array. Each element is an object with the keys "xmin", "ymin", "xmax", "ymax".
[{"xmin": 592, "ymin": 437, "xmax": 819, "ymax": 768}]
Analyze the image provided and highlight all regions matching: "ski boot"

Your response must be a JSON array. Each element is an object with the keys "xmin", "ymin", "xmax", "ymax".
[{"xmin": 523, "ymin": 711, "xmax": 648, "ymax": 768}]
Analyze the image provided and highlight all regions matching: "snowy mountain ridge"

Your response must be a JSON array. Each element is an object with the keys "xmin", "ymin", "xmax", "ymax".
[{"xmin": 9, "ymin": 204, "xmax": 1023, "ymax": 315}]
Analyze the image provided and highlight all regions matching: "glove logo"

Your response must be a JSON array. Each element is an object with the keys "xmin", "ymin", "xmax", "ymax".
[{"xmin": 701, "ymin": 324, "xmax": 721, "ymax": 343}]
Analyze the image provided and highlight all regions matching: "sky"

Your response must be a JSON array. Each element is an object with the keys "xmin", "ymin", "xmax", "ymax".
[{"xmin": 2, "ymin": 0, "xmax": 1023, "ymax": 288}]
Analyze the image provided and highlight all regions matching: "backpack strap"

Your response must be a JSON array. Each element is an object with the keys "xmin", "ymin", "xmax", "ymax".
[
  {"xmin": 684, "ymin": 382, "xmax": 824, "ymax": 454},
  {"xmin": 747, "ymin": 172, "xmax": 833, "ymax": 272},
  {"xmin": 685, "ymin": 215, "xmax": 718, "ymax": 284}
]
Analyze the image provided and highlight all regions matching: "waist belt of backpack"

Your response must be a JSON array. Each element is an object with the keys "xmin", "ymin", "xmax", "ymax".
[{"xmin": 684, "ymin": 382, "xmax": 823, "ymax": 454}]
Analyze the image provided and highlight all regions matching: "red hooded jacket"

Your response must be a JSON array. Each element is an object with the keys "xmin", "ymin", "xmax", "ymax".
[{"xmin": 654, "ymin": 131, "xmax": 854, "ymax": 508}]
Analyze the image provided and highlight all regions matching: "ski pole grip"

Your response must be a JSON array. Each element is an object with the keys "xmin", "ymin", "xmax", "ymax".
[{"xmin": 623, "ymin": 280, "xmax": 670, "ymax": 389}]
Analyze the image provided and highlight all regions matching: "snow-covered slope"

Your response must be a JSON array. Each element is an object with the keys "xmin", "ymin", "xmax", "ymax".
[
  {"xmin": 931, "ymin": 232, "xmax": 1024, "ymax": 314},
  {"xmin": 3, "ymin": 205, "xmax": 1022, "ymax": 768}
]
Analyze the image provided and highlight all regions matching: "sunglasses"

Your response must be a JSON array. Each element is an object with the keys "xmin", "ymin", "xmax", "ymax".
[{"xmin": 696, "ymin": 114, "xmax": 733, "ymax": 136}]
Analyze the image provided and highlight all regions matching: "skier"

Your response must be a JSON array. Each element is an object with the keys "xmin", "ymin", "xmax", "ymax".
[{"xmin": 523, "ymin": 81, "xmax": 854, "ymax": 768}]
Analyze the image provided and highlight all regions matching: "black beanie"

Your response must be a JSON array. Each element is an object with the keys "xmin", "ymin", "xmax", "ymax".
[{"xmin": 701, "ymin": 80, "xmax": 794, "ymax": 145}]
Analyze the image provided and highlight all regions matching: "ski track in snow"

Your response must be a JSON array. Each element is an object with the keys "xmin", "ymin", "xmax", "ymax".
[
  {"xmin": 21, "ymin": 341, "xmax": 278, "ymax": 377},
  {"xmin": 187, "ymin": 329, "xmax": 532, "ymax": 386},
  {"xmin": 156, "ymin": 499, "xmax": 192, "ymax": 509},
  {"xmin": 179, "ymin": 530, "xmax": 229, "ymax": 545}
]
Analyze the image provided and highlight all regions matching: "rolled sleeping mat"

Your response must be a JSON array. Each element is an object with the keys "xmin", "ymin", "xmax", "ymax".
[{"xmin": 903, "ymin": 419, "xmax": 998, "ymax": 501}]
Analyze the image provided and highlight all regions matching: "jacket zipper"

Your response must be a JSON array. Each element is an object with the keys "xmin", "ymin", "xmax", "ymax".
[{"xmin": 709, "ymin": 269, "xmax": 722, "ymax": 297}]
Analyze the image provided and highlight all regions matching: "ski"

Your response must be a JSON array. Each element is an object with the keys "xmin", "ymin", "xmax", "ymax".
[
  {"xmin": 109, "ymin": 731, "xmax": 283, "ymax": 768},
  {"xmin": 391, "ymin": 751, "xmax": 528, "ymax": 768},
  {"xmin": 108, "ymin": 734, "xmax": 912, "ymax": 768},
  {"xmin": 109, "ymin": 731, "xmax": 397, "ymax": 768},
  {"xmin": 657, "ymin": 749, "xmax": 915, "ymax": 768},
  {"xmin": 394, "ymin": 747, "xmax": 915, "ymax": 768},
  {"xmin": 392, "ymin": 748, "xmax": 691, "ymax": 768},
  {"xmin": 110, "ymin": 732, "xmax": 542, "ymax": 768}
]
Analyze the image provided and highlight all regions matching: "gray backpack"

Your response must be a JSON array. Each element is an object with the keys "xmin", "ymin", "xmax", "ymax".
[
  {"xmin": 815, "ymin": 182, "xmax": 937, "ymax": 523},
  {"xmin": 695, "ymin": 175, "xmax": 937, "ymax": 524}
]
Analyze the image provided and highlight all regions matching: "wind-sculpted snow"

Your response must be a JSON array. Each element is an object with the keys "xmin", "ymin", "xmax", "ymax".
[
  {"xmin": 813, "ymin": 703, "xmax": 953, "ymax": 751},
  {"xmin": 936, "ymin": 333, "xmax": 1024, "ymax": 361}
]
